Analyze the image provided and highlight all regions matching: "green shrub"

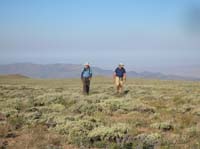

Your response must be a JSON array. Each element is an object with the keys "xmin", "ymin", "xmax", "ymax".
[
  {"xmin": 108, "ymin": 101, "xmax": 122, "ymax": 112},
  {"xmin": 70, "ymin": 101, "xmax": 103, "ymax": 115},
  {"xmin": 0, "ymin": 123, "xmax": 11, "ymax": 138},
  {"xmin": 49, "ymin": 104, "xmax": 65, "ymax": 112},
  {"xmin": 150, "ymin": 121, "xmax": 174, "ymax": 131},
  {"xmin": 88, "ymin": 123, "xmax": 129, "ymax": 143},
  {"xmin": 8, "ymin": 114, "xmax": 26, "ymax": 129},
  {"xmin": 55, "ymin": 118, "xmax": 101, "ymax": 146},
  {"xmin": 185, "ymin": 125, "xmax": 200, "ymax": 138},
  {"xmin": 134, "ymin": 133, "xmax": 161, "ymax": 146},
  {"xmin": 1, "ymin": 108, "xmax": 18, "ymax": 118}
]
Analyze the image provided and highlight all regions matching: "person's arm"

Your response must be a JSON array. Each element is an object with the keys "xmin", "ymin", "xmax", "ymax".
[
  {"xmin": 123, "ymin": 69, "xmax": 126, "ymax": 81},
  {"xmin": 113, "ymin": 68, "xmax": 117, "ymax": 82},
  {"xmin": 113, "ymin": 72, "xmax": 116, "ymax": 79},
  {"xmin": 123, "ymin": 73, "xmax": 126, "ymax": 82},
  {"xmin": 81, "ymin": 70, "xmax": 84, "ymax": 80},
  {"xmin": 89, "ymin": 68, "xmax": 92, "ymax": 80}
]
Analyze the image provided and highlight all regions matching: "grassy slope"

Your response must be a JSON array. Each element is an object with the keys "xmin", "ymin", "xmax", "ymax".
[{"xmin": 0, "ymin": 77, "xmax": 200, "ymax": 148}]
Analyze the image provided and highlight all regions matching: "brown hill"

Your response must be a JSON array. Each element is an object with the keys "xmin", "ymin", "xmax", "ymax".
[
  {"xmin": 0, "ymin": 74, "xmax": 29, "ymax": 79},
  {"xmin": 0, "ymin": 63, "xmax": 199, "ymax": 81}
]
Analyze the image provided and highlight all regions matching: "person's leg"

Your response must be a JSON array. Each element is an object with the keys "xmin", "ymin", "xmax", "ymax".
[
  {"xmin": 116, "ymin": 85, "xmax": 120, "ymax": 93},
  {"xmin": 86, "ymin": 85, "xmax": 89, "ymax": 95},
  {"xmin": 83, "ymin": 78, "xmax": 87, "ymax": 95},
  {"xmin": 86, "ymin": 78, "xmax": 90, "ymax": 95},
  {"xmin": 119, "ymin": 79, "xmax": 124, "ymax": 94},
  {"xmin": 118, "ymin": 85, "xmax": 121, "ymax": 93},
  {"xmin": 115, "ymin": 77, "xmax": 120, "ymax": 93},
  {"xmin": 88, "ymin": 79, "xmax": 90, "ymax": 94},
  {"xmin": 119, "ymin": 84, "xmax": 123, "ymax": 93}
]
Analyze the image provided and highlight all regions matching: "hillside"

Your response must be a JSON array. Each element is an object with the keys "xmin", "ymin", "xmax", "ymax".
[
  {"xmin": 0, "ymin": 63, "xmax": 111, "ymax": 78},
  {"xmin": 0, "ymin": 74, "xmax": 29, "ymax": 79},
  {"xmin": 0, "ymin": 63, "xmax": 199, "ymax": 81},
  {"xmin": 0, "ymin": 77, "xmax": 200, "ymax": 148}
]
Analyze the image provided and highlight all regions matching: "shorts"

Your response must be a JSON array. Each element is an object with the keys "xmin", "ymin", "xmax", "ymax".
[{"xmin": 115, "ymin": 76, "xmax": 124, "ymax": 87}]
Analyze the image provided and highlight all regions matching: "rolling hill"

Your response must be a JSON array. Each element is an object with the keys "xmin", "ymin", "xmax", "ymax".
[
  {"xmin": 0, "ymin": 63, "xmax": 199, "ymax": 81},
  {"xmin": 0, "ymin": 74, "xmax": 29, "ymax": 79}
]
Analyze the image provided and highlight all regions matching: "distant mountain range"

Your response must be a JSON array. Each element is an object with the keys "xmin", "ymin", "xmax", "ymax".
[
  {"xmin": 0, "ymin": 63, "xmax": 199, "ymax": 81},
  {"xmin": 0, "ymin": 74, "xmax": 29, "ymax": 79}
]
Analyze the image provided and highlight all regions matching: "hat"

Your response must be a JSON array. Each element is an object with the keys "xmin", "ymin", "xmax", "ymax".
[
  {"xmin": 119, "ymin": 63, "xmax": 124, "ymax": 66},
  {"xmin": 84, "ymin": 62, "xmax": 90, "ymax": 66}
]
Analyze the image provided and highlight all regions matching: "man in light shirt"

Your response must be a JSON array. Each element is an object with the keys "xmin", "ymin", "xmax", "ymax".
[{"xmin": 81, "ymin": 62, "xmax": 92, "ymax": 95}]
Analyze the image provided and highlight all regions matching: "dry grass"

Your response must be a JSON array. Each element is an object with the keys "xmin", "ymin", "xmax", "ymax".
[{"xmin": 0, "ymin": 77, "xmax": 200, "ymax": 148}]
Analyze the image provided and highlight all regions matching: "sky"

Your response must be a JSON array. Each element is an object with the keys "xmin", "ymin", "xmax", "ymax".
[{"xmin": 0, "ymin": 0, "xmax": 200, "ymax": 70}]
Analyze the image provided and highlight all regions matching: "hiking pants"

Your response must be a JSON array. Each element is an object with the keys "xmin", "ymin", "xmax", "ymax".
[{"xmin": 82, "ymin": 77, "xmax": 90, "ymax": 94}]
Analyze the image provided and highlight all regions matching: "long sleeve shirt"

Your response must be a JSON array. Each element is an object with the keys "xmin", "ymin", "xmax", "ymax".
[{"xmin": 81, "ymin": 67, "xmax": 92, "ymax": 78}]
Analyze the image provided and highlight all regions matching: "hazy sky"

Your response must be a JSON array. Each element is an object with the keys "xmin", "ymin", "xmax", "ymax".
[{"xmin": 0, "ymin": 0, "xmax": 200, "ymax": 69}]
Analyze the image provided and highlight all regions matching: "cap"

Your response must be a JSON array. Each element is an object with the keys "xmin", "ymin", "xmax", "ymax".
[
  {"xmin": 119, "ymin": 63, "xmax": 124, "ymax": 66},
  {"xmin": 84, "ymin": 62, "xmax": 90, "ymax": 66}
]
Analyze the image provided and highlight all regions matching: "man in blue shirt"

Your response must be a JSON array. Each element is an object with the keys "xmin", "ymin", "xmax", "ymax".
[
  {"xmin": 113, "ymin": 63, "xmax": 126, "ymax": 94},
  {"xmin": 81, "ymin": 62, "xmax": 92, "ymax": 95}
]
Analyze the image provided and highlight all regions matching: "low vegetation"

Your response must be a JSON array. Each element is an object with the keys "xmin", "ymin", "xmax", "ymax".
[{"xmin": 0, "ymin": 76, "xmax": 200, "ymax": 148}]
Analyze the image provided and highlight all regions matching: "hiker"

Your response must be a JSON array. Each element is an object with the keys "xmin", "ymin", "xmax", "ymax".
[
  {"xmin": 113, "ymin": 63, "xmax": 126, "ymax": 94},
  {"xmin": 81, "ymin": 62, "xmax": 92, "ymax": 95}
]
